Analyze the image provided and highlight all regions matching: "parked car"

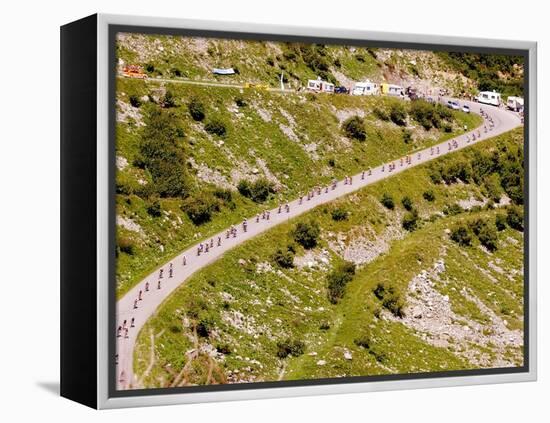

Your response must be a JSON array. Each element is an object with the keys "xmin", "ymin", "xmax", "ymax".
[
  {"xmin": 334, "ymin": 86, "xmax": 349, "ymax": 94},
  {"xmin": 462, "ymin": 104, "xmax": 470, "ymax": 113},
  {"xmin": 447, "ymin": 100, "xmax": 460, "ymax": 110}
]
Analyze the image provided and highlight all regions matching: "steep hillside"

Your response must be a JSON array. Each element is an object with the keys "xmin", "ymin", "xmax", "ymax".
[
  {"xmin": 115, "ymin": 79, "xmax": 480, "ymax": 297},
  {"xmin": 133, "ymin": 128, "xmax": 524, "ymax": 388},
  {"xmin": 116, "ymin": 33, "xmax": 494, "ymax": 95}
]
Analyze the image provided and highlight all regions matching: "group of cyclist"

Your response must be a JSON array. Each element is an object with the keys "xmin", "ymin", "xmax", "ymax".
[{"xmin": 117, "ymin": 108, "xmax": 498, "ymax": 384}]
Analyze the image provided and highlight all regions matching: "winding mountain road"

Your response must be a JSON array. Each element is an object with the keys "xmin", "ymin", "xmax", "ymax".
[{"xmin": 115, "ymin": 99, "xmax": 521, "ymax": 390}]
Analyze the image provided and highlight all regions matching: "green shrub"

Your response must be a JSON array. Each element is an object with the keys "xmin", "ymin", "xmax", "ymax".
[
  {"xmin": 373, "ymin": 282, "xmax": 405, "ymax": 317},
  {"xmin": 204, "ymin": 119, "xmax": 227, "ymax": 136},
  {"xmin": 319, "ymin": 322, "xmax": 331, "ymax": 330},
  {"xmin": 478, "ymin": 223, "xmax": 498, "ymax": 251},
  {"xmin": 423, "ymin": 190, "xmax": 435, "ymax": 202},
  {"xmin": 389, "ymin": 102, "xmax": 407, "ymax": 126},
  {"xmin": 237, "ymin": 178, "xmax": 274, "ymax": 203},
  {"xmin": 373, "ymin": 107, "xmax": 390, "ymax": 121},
  {"xmin": 188, "ymin": 98, "xmax": 205, "ymax": 121},
  {"xmin": 506, "ymin": 205, "xmax": 524, "ymax": 231},
  {"xmin": 213, "ymin": 188, "xmax": 233, "ymax": 203},
  {"xmin": 137, "ymin": 108, "xmax": 189, "ymax": 198},
  {"xmin": 161, "ymin": 90, "xmax": 177, "ymax": 108},
  {"xmin": 196, "ymin": 313, "xmax": 214, "ymax": 338},
  {"xmin": 292, "ymin": 221, "xmax": 321, "ymax": 249},
  {"xmin": 402, "ymin": 209, "xmax": 419, "ymax": 231},
  {"xmin": 483, "ymin": 173, "xmax": 503, "ymax": 202},
  {"xmin": 450, "ymin": 225, "xmax": 472, "ymax": 246},
  {"xmin": 146, "ymin": 200, "xmax": 162, "ymax": 217},
  {"xmin": 443, "ymin": 203, "xmax": 463, "ymax": 216},
  {"xmin": 117, "ymin": 236, "xmax": 135, "ymax": 255},
  {"xmin": 401, "ymin": 196, "xmax": 414, "ymax": 211},
  {"xmin": 328, "ymin": 157, "xmax": 336, "ymax": 167},
  {"xmin": 181, "ymin": 193, "xmax": 220, "ymax": 225},
  {"xmin": 409, "ymin": 99, "xmax": 454, "ymax": 130},
  {"xmin": 354, "ymin": 336, "xmax": 371, "ymax": 349},
  {"xmin": 495, "ymin": 213, "xmax": 507, "ymax": 231},
  {"xmin": 129, "ymin": 95, "xmax": 141, "ymax": 108},
  {"xmin": 402, "ymin": 129, "xmax": 413, "ymax": 144},
  {"xmin": 276, "ymin": 339, "xmax": 305, "ymax": 358},
  {"xmin": 331, "ymin": 207, "xmax": 348, "ymax": 221},
  {"xmin": 235, "ymin": 96, "xmax": 247, "ymax": 107},
  {"xmin": 327, "ymin": 261, "xmax": 356, "ymax": 303},
  {"xmin": 380, "ymin": 193, "xmax": 395, "ymax": 210},
  {"xmin": 342, "ymin": 116, "xmax": 367, "ymax": 141},
  {"xmin": 272, "ymin": 247, "xmax": 295, "ymax": 269}
]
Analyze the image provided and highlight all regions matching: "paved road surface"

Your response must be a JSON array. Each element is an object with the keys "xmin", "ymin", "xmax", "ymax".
[
  {"xmin": 119, "ymin": 75, "xmax": 291, "ymax": 93},
  {"xmin": 115, "ymin": 99, "xmax": 521, "ymax": 390}
]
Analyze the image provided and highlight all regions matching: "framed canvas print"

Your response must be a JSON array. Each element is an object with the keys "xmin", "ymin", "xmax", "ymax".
[{"xmin": 60, "ymin": 13, "xmax": 537, "ymax": 409}]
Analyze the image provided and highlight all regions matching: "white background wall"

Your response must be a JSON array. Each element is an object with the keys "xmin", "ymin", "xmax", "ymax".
[{"xmin": 0, "ymin": 0, "xmax": 546, "ymax": 420}]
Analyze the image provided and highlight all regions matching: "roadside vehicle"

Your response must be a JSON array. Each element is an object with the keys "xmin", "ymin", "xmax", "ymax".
[
  {"xmin": 307, "ymin": 78, "xmax": 335, "ymax": 93},
  {"xmin": 447, "ymin": 100, "xmax": 460, "ymax": 110},
  {"xmin": 506, "ymin": 96, "xmax": 524, "ymax": 112},
  {"xmin": 334, "ymin": 86, "xmax": 350, "ymax": 94},
  {"xmin": 462, "ymin": 104, "xmax": 470, "ymax": 113},
  {"xmin": 381, "ymin": 83, "xmax": 404, "ymax": 97},
  {"xmin": 474, "ymin": 90, "xmax": 502, "ymax": 106},
  {"xmin": 352, "ymin": 80, "xmax": 378, "ymax": 96},
  {"xmin": 122, "ymin": 65, "xmax": 147, "ymax": 79}
]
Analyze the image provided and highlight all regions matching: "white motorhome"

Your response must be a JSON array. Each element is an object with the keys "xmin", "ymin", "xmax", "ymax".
[
  {"xmin": 381, "ymin": 83, "xmax": 404, "ymax": 97},
  {"xmin": 506, "ymin": 96, "xmax": 524, "ymax": 112},
  {"xmin": 475, "ymin": 90, "xmax": 501, "ymax": 106},
  {"xmin": 307, "ymin": 79, "xmax": 335, "ymax": 93},
  {"xmin": 352, "ymin": 80, "xmax": 379, "ymax": 96}
]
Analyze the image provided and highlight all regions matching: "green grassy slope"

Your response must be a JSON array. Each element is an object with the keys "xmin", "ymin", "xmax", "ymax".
[
  {"xmin": 115, "ymin": 79, "xmax": 481, "ymax": 297},
  {"xmin": 133, "ymin": 128, "xmax": 524, "ymax": 388}
]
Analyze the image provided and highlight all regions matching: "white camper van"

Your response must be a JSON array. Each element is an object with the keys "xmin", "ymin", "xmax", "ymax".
[
  {"xmin": 307, "ymin": 79, "xmax": 335, "ymax": 93},
  {"xmin": 352, "ymin": 81, "xmax": 379, "ymax": 96},
  {"xmin": 475, "ymin": 90, "xmax": 501, "ymax": 106},
  {"xmin": 506, "ymin": 96, "xmax": 524, "ymax": 112}
]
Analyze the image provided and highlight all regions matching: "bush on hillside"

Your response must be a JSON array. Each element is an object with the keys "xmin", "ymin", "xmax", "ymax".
[
  {"xmin": 327, "ymin": 261, "xmax": 356, "ymax": 304},
  {"xmin": 380, "ymin": 193, "xmax": 395, "ymax": 210},
  {"xmin": 506, "ymin": 205, "xmax": 524, "ymax": 231},
  {"xmin": 137, "ymin": 108, "xmax": 189, "ymax": 198},
  {"xmin": 342, "ymin": 116, "xmax": 367, "ymax": 141},
  {"xmin": 272, "ymin": 247, "xmax": 295, "ymax": 269},
  {"xmin": 331, "ymin": 207, "xmax": 348, "ymax": 221},
  {"xmin": 389, "ymin": 102, "xmax": 407, "ymax": 126},
  {"xmin": 450, "ymin": 224, "xmax": 472, "ymax": 246},
  {"xmin": 129, "ymin": 95, "xmax": 142, "ymax": 108},
  {"xmin": 181, "ymin": 193, "xmax": 220, "ymax": 225},
  {"xmin": 373, "ymin": 282, "xmax": 405, "ymax": 317},
  {"xmin": 402, "ymin": 129, "xmax": 413, "ymax": 144},
  {"xmin": 204, "ymin": 119, "xmax": 227, "ymax": 136},
  {"xmin": 146, "ymin": 200, "xmax": 162, "ymax": 217},
  {"xmin": 423, "ymin": 190, "xmax": 435, "ymax": 202},
  {"xmin": 292, "ymin": 221, "xmax": 320, "ymax": 249},
  {"xmin": 237, "ymin": 178, "xmax": 274, "ymax": 203},
  {"xmin": 402, "ymin": 209, "xmax": 420, "ymax": 231},
  {"xmin": 401, "ymin": 196, "xmax": 414, "ymax": 211},
  {"xmin": 161, "ymin": 90, "xmax": 177, "ymax": 108},
  {"xmin": 117, "ymin": 236, "xmax": 135, "ymax": 255},
  {"xmin": 276, "ymin": 339, "xmax": 305, "ymax": 358},
  {"xmin": 495, "ymin": 213, "xmax": 507, "ymax": 231},
  {"xmin": 188, "ymin": 98, "xmax": 205, "ymax": 121}
]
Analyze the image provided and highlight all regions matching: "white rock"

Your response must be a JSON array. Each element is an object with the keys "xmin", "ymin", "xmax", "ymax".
[
  {"xmin": 316, "ymin": 360, "xmax": 326, "ymax": 366},
  {"xmin": 344, "ymin": 351, "xmax": 353, "ymax": 360}
]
